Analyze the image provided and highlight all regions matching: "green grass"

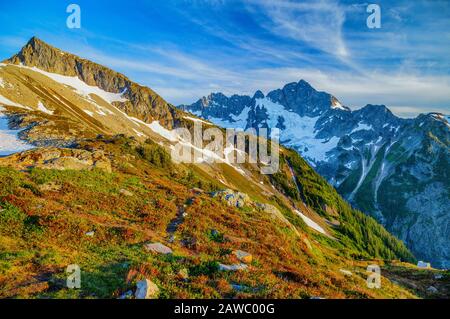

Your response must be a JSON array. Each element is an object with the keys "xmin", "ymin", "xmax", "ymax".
[
  {"xmin": 29, "ymin": 168, "xmax": 119, "ymax": 194},
  {"xmin": 0, "ymin": 167, "xmax": 25, "ymax": 196}
]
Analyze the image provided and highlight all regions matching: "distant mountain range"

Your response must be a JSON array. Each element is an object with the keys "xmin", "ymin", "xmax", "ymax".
[{"xmin": 180, "ymin": 81, "xmax": 450, "ymax": 268}]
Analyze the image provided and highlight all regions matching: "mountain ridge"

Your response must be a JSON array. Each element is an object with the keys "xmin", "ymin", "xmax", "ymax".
[
  {"xmin": 181, "ymin": 81, "xmax": 450, "ymax": 268},
  {"xmin": 5, "ymin": 36, "xmax": 180, "ymax": 129}
]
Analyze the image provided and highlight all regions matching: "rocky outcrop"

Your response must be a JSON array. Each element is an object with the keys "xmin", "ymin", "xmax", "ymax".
[
  {"xmin": 0, "ymin": 147, "xmax": 111, "ymax": 172},
  {"xmin": 212, "ymin": 189, "xmax": 251, "ymax": 208},
  {"xmin": 144, "ymin": 242, "xmax": 173, "ymax": 255},
  {"xmin": 233, "ymin": 250, "xmax": 253, "ymax": 264},
  {"xmin": 135, "ymin": 279, "xmax": 160, "ymax": 299},
  {"xmin": 218, "ymin": 263, "xmax": 248, "ymax": 271},
  {"xmin": 6, "ymin": 111, "xmax": 87, "ymax": 148},
  {"xmin": 180, "ymin": 92, "xmax": 252, "ymax": 121}
]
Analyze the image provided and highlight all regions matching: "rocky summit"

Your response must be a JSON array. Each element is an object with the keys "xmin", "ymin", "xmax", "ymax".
[
  {"xmin": 6, "ymin": 37, "xmax": 179, "ymax": 129},
  {"xmin": 181, "ymin": 82, "xmax": 450, "ymax": 268}
]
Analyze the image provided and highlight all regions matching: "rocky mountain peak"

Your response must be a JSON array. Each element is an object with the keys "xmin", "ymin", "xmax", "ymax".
[
  {"xmin": 23, "ymin": 36, "xmax": 44, "ymax": 50},
  {"xmin": 415, "ymin": 113, "xmax": 450, "ymax": 136},
  {"xmin": 265, "ymin": 79, "xmax": 339, "ymax": 117},
  {"xmin": 359, "ymin": 104, "xmax": 389, "ymax": 113},
  {"xmin": 253, "ymin": 90, "xmax": 265, "ymax": 100},
  {"xmin": 297, "ymin": 79, "xmax": 314, "ymax": 89},
  {"xmin": 427, "ymin": 112, "xmax": 449, "ymax": 123},
  {"xmin": 13, "ymin": 36, "xmax": 48, "ymax": 58},
  {"xmin": 6, "ymin": 36, "xmax": 129, "ymax": 92},
  {"xmin": 355, "ymin": 104, "xmax": 399, "ymax": 125},
  {"xmin": 5, "ymin": 37, "xmax": 179, "ymax": 129}
]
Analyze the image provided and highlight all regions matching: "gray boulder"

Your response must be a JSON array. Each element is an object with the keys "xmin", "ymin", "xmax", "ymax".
[
  {"xmin": 144, "ymin": 242, "xmax": 173, "ymax": 255},
  {"xmin": 135, "ymin": 279, "xmax": 159, "ymax": 299}
]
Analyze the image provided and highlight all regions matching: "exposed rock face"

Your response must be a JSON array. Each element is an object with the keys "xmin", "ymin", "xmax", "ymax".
[
  {"xmin": 135, "ymin": 279, "xmax": 160, "ymax": 299},
  {"xmin": 212, "ymin": 189, "xmax": 251, "ymax": 208},
  {"xmin": 5, "ymin": 37, "xmax": 181, "ymax": 129},
  {"xmin": 144, "ymin": 242, "xmax": 173, "ymax": 255},
  {"xmin": 266, "ymin": 80, "xmax": 350, "ymax": 117},
  {"xmin": 182, "ymin": 82, "xmax": 450, "ymax": 268},
  {"xmin": 218, "ymin": 263, "xmax": 248, "ymax": 271},
  {"xmin": 187, "ymin": 93, "xmax": 253, "ymax": 121},
  {"xmin": 0, "ymin": 147, "xmax": 112, "ymax": 172},
  {"xmin": 233, "ymin": 250, "xmax": 253, "ymax": 264},
  {"xmin": 119, "ymin": 189, "xmax": 134, "ymax": 197}
]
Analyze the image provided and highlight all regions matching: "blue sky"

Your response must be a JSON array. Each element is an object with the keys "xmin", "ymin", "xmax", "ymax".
[{"xmin": 0, "ymin": 0, "xmax": 449, "ymax": 117}]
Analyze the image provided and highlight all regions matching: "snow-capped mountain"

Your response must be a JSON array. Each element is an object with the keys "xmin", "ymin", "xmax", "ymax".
[{"xmin": 180, "ymin": 80, "xmax": 450, "ymax": 268}]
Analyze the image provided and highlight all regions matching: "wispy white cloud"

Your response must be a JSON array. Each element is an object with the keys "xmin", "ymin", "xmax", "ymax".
[
  {"xmin": 6, "ymin": 0, "xmax": 447, "ymax": 118},
  {"xmin": 61, "ymin": 37, "xmax": 449, "ymax": 117},
  {"xmin": 389, "ymin": 106, "xmax": 450, "ymax": 118},
  {"xmin": 244, "ymin": 0, "xmax": 349, "ymax": 59}
]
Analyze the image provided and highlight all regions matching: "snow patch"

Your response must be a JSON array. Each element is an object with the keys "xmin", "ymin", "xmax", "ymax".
[
  {"xmin": 0, "ymin": 94, "xmax": 30, "ymax": 110},
  {"xmin": 0, "ymin": 109, "xmax": 33, "ymax": 155},
  {"xmin": 331, "ymin": 99, "xmax": 347, "ymax": 111},
  {"xmin": 350, "ymin": 122, "xmax": 373, "ymax": 134},
  {"xmin": 207, "ymin": 106, "xmax": 250, "ymax": 129},
  {"xmin": 83, "ymin": 110, "xmax": 95, "ymax": 117},
  {"xmin": 230, "ymin": 106, "xmax": 250, "ymax": 125},
  {"xmin": 109, "ymin": 104, "xmax": 179, "ymax": 142},
  {"xmin": 294, "ymin": 210, "xmax": 326, "ymax": 234},
  {"xmin": 147, "ymin": 121, "xmax": 179, "ymax": 142},
  {"xmin": 15, "ymin": 64, "xmax": 128, "ymax": 104},
  {"xmin": 37, "ymin": 101, "xmax": 53, "ymax": 115},
  {"xmin": 344, "ymin": 161, "xmax": 355, "ymax": 169},
  {"xmin": 203, "ymin": 97, "xmax": 340, "ymax": 163},
  {"xmin": 186, "ymin": 139, "xmax": 247, "ymax": 175},
  {"xmin": 254, "ymin": 98, "xmax": 340, "ymax": 163},
  {"xmin": 94, "ymin": 105, "xmax": 114, "ymax": 116},
  {"xmin": 183, "ymin": 116, "xmax": 210, "ymax": 125},
  {"xmin": 132, "ymin": 128, "xmax": 145, "ymax": 137}
]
